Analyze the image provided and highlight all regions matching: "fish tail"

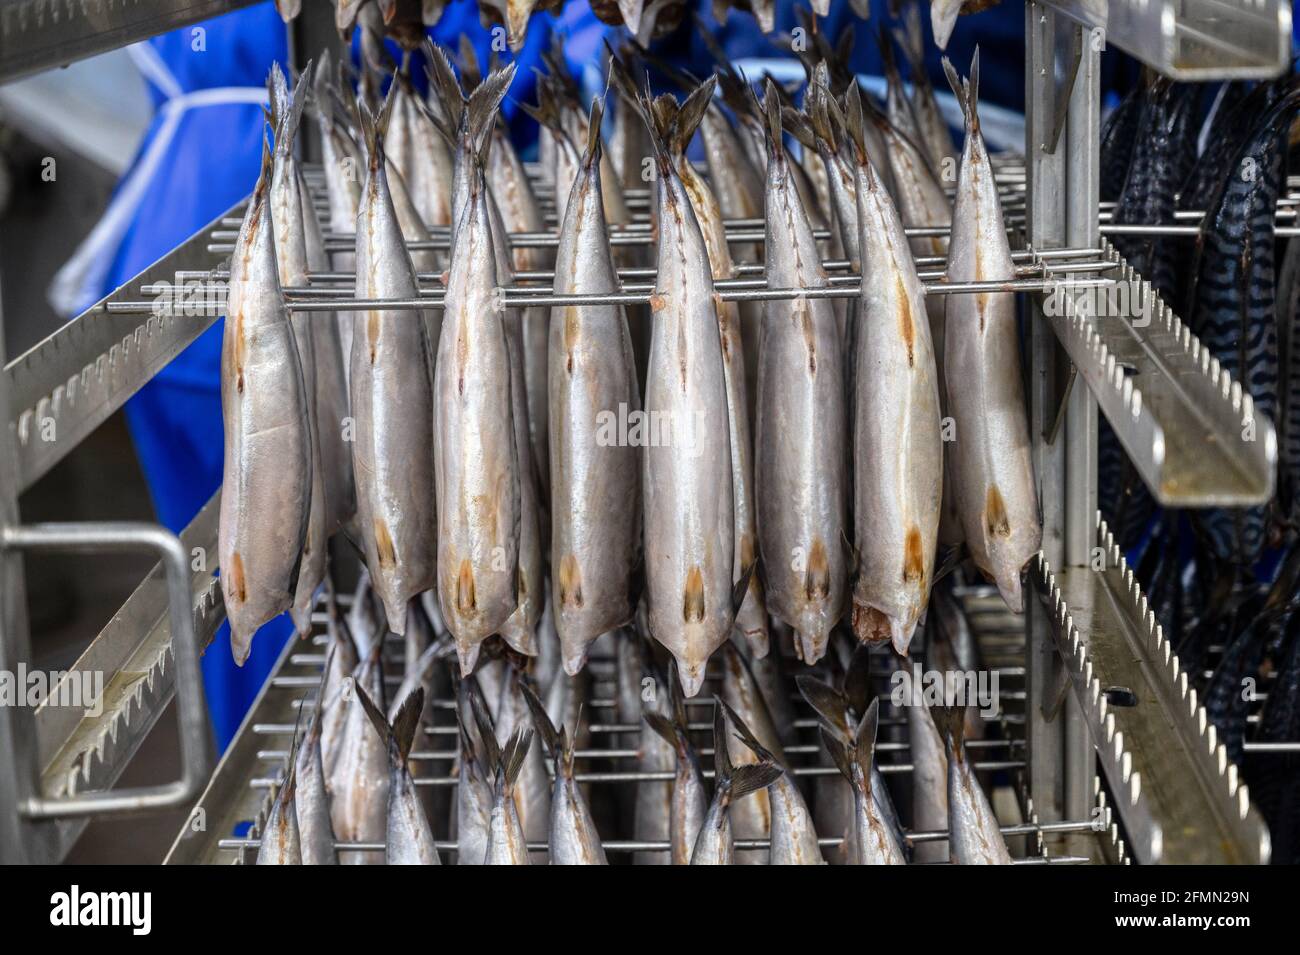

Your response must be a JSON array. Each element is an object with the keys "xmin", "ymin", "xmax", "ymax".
[
  {"xmin": 466, "ymin": 678, "xmax": 501, "ymax": 770},
  {"xmin": 852, "ymin": 696, "xmax": 881, "ymax": 779},
  {"xmin": 390, "ymin": 686, "xmax": 423, "ymax": 766},
  {"xmin": 932, "ymin": 702, "xmax": 968, "ymax": 761},
  {"xmin": 423, "ymin": 40, "xmax": 464, "ymax": 135},
  {"xmin": 497, "ymin": 728, "xmax": 533, "ymax": 796},
  {"xmin": 761, "ymin": 77, "xmax": 785, "ymax": 163},
  {"xmin": 350, "ymin": 677, "xmax": 398, "ymax": 764},
  {"xmin": 466, "ymin": 61, "xmax": 516, "ymax": 164},
  {"xmin": 643, "ymin": 710, "xmax": 686, "ymax": 756},
  {"xmin": 581, "ymin": 96, "xmax": 605, "ymax": 170},
  {"xmin": 795, "ymin": 673, "xmax": 851, "ymax": 740},
  {"xmin": 519, "ymin": 679, "xmax": 560, "ymax": 764},
  {"xmin": 941, "ymin": 48, "xmax": 981, "ymax": 136},
  {"xmin": 717, "ymin": 695, "xmax": 777, "ymax": 764},
  {"xmin": 357, "ymin": 79, "xmax": 396, "ymax": 172}
]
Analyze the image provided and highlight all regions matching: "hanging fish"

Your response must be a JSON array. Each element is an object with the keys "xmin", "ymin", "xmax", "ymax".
[
  {"xmin": 432, "ymin": 64, "xmax": 525, "ymax": 671},
  {"xmin": 328, "ymin": 652, "xmax": 388, "ymax": 864},
  {"xmin": 934, "ymin": 704, "xmax": 1012, "ymax": 864},
  {"xmin": 942, "ymin": 52, "xmax": 1040, "ymax": 612},
  {"xmin": 642, "ymin": 667, "xmax": 710, "ymax": 864},
  {"xmin": 296, "ymin": 650, "xmax": 339, "ymax": 865},
  {"xmin": 721, "ymin": 698, "xmax": 825, "ymax": 864},
  {"xmin": 219, "ymin": 136, "xmax": 311, "ymax": 665},
  {"xmin": 821, "ymin": 699, "xmax": 908, "ymax": 865},
  {"xmin": 549, "ymin": 99, "xmax": 642, "ymax": 673},
  {"xmin": 354, "ymin": 684, "xmax": 441, "ymax": 864},
  {"xmin": 454, "ymin": 679, "xmax": 495, "ymax": 865},
  {"xmin": 266, "ymin": 65, "xmax": 328, "ymax": 639},
  {"xmin": 521, "ymin": 683, "xmax": 607, "ymax": 864},
  {"xmin": 843, "ymin": 83, "xmax": 943, "ymax": 654},
  {"xmin": 482, "ymin": 728, "xmax": 535, "ymax": 865},
  {"xmin": 892, "ymin": 3, "xmax": 957, "ymax": 173},
  {"xmin": 256, "ymin": 744, "xmax": 302, "ymax": 865},
  {"xmin": 1186, "ymin": 86, "xmax": 1300, "ymax": 567},
  {"xmin": 640, "ymin": 83, "xmax": 743, "ymax": 698},
  {"xmin": 756, "ymin": 80, "xmax": 849, "ymax": 664},
  {"xmin": 689, "ymin": 702, "xmax": 782, "ymax": 865}
]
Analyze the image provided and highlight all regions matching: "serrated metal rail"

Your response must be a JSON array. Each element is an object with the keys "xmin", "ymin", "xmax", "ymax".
[
  {"xmin": 1047, "ymin": 240, "xmax": 1275, "ymax": 508},
  {"xmin": 1033, "ymin": 513, "xmax": 1272, "ymax": 864},
  {"xmin": 3, "ymin": 201, "xmax": 240, "ymax": 494}
]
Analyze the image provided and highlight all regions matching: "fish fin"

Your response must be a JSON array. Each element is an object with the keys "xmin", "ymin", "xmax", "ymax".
[
  {"xmin": 671, "ymin": 75, "xmax": 716, "ymax": 155},
  {"xmin": 267, "ymin": 64, "xmax": 291, "ymax": 144},
  {"xmin": 717, "ymin": 696, "xmax": 777, "ymax": 764},
  {"xmin": 842, "ymin": 81, "xmax": 870, "ymax": 165},
  {"xmin": 839, "ymin": 527, "xmax": 860, "ymax": 576},
  {"xmin": 667, "ymin": 662, "xmax": 689, "ymax": 729},
  {"xmin": 844, "ymin": 642, "xmax": 873, "ymax": 716},
  {"xmin": 893, "ymin": 2, "xmax": 925, "ymax": 71},
  {"xmin": 423, "ymin": 40, "xmax": 464, "ymax": 134},
  {"xmin": 390, "ymin": 686, "xmax": 424, "ymax": 764},
  {"xmin": 357, "ymin": 78, "xmax": 396, "ymax": 171},
  {"xmin": 467, "ymin": 678, "xmax": 501, "ymax": 770},
  {"xmin": 728, "ymin": 761, "xmax": 782, "ymax": 801},
  {"xmin": 351, "ymin": 678, "xmax": 394, "ymax": 751},
  {"xmin": 730, "ymin": 557, "xmax": 757, "ymax": 617},
  {"xmin": 795, "ymin": 674, "xmax": 850, "ymax": 740},
  {"xmin": 821, "ymin": 726, "xmax": 856, "ymax": 785},
  {"xmin": 643, "ymin": 710, "xmax": 682, "ymax": 753},
  {"xmin": 456, "ymin": 35, "xmax": 482, "ymax": 90},
  {"xmin": 941, "ymin": 50, "xmax": 980, "ymax": 135},
  {"xmin": 582, "ymin": 95, "xmax": 604, "ymax": 169},
  {"xmin": 932, "ymin": 702, "xmax": 968, "ymax": 759},
  {"xmin": 781, "ymin": 105, "xmax": 817, "ymax": 151},
  {"xmin": 498, "ymin": 728, "xmax": 533, "ymax": 791},
  {"xmin": 467, "ymin": 61, "xmax": 516, "ymax": 162},
  {"xmin": 932, "ymin": 543, "xmax": 966, "ymax": 587},
  {"xmin": 761, "ymin": 77, "xmax": 785, "ymax": 161},
  {"xmin": 711, "ymin": 698, "xmax": 733, "ymax": 784},
  {"xmin": 518, "ymin": 679, "xmax": 559, "ymax": 763},
  {"xmin": 274, "ymin": 63, "xmax": 313, "ymax": 157},
  {"xmin": 853, "ymin": 697, "xmax": 880, "ymax": 776}
]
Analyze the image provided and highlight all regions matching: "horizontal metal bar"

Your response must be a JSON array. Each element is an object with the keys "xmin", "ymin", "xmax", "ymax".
[
  {"xmin": 1039, "ymin": 0, "xmax": 1291, "ymax": 80},
  {"xmin": 0, "ymin": 0, "xmax": 261, "ymax": 84},
  {"xmin": 109, "ymin": 277, "xmax": 1113, "ymax": 316}
]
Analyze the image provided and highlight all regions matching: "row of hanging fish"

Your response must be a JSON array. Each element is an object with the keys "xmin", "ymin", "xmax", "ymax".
[
  {"xmin": 217, "ymin": 18, "xmax": 1041, "ymax": 727},
  {"xmin": 275, "ymin": 0, "xmax": 995, "ymax": 54},
  {"xmin": 1097, "ymin": 66, "xmax": 1300, "ymax": 865},
  {"xmin": 256, "ymin": 572, "xmax": 1013, "ymax": 864}
]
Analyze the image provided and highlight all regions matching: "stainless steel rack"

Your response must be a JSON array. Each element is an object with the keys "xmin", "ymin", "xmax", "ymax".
[
  {"xmin": 0, "ymin": 0, "xmax": 1292, "ymax": 864},
  {"xmin": 164, "ymin": 584, "xmax": 1117, "ymax": 864}
]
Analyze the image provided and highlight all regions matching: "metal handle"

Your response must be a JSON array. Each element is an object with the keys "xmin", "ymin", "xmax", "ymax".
[{"xmin": 1, "ymin": 521, "xmax": 210, "ymax": 818}]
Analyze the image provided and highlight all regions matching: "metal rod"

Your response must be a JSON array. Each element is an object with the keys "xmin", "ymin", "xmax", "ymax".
[
  {"xmin": 138, "ymin": 261, "xmax": 1118, "ymax": 299},
  {"xmin": 111, "ymin": 277, "xmax": 1113, "ymax": 316}
]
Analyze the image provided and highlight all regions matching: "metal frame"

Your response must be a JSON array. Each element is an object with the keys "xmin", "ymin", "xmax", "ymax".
[{"xmin": 0, "ymin": 0, "xmax": 1293, "ymax": 864}]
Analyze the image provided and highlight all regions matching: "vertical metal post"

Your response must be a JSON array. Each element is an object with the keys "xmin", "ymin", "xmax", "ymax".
[
  {"xmin": 1024, "ymin": 4, "xmax": 1100, "ymax": 851},
  {"xmin": 1025, "ymin": 1, "xmax": 1069, "ymax": 824},
  {"xmin": 1062, "ymin": 21, "xmax": 1101, "ymax": 832}
]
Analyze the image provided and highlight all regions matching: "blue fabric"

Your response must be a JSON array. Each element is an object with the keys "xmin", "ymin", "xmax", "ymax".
[
  {"xmin": 88, "ymin": 0, "xmax": 1032, "ymax": 750},
  {"xmin": 91, "ymin": 3, "xmax": 292, "ymax": 750}
]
